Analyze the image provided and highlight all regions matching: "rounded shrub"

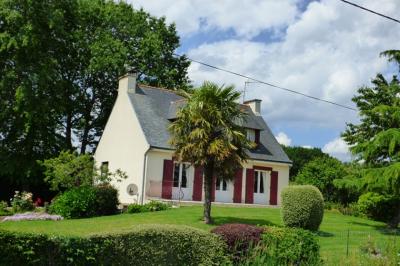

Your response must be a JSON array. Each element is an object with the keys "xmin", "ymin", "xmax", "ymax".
[
  {"xmin": 357, "ymin": 192, "xmax": 400, "ymax": 222},
  {"xmin": 49, "ymin": 185, "xmax": 119, "ymax": 219},
  {"xmin": 281, "ymin": 185, "xmax": 324, "ymax": 231},
  {"xmin": 0, "ymin": 225, "xmax": 229, "ymax": 265}
]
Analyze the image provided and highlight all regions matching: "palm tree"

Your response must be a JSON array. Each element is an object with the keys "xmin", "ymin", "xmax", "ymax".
[{"xmin": 169, "ymin": 81, "xmax": 254, "ymax": 224}]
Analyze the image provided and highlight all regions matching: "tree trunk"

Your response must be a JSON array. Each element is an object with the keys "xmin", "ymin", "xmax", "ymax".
[
  {"xmin": 80, "ymin": 121, "xmax": 90, "ymax": 154},
  {"xmin": 80, "ymin": 96, "xmax": 96, "ymax": 154},
  {"xmin": 65, "ymin": 113, "xmax": 73, "ymax": 150},
  {"xmin": 203, "ymin": 163, "xmax": 214, "ymax": 224},
  {"xmin": 388, "ymin": 207, "xmax": 400, "ymax": 229}
]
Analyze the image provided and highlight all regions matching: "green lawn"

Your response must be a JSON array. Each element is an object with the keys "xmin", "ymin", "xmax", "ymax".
[{"xmin": 1, "ymin": 205, "xmax": 398, "ymax": 265}]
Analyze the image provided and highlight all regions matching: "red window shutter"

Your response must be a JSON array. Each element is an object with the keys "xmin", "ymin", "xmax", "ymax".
[
  {"xmin": 255, "ymin": 130, "xmax": 260, "ymax": 144},
  {"xmin": 245, "ymin": 168, "xmax": 254, "ymax": 204},
  {"xmin": 233, "ymin": 168, "xmax": 243, "ymax": 203},
  {"xmin": 192, "ymin": 167, "xmax": 203, "ymax": 201},
  {"xmin": 270, "ymin": 171, "xmax": 278, "ymax": 205},
  {"xmin": 161, "ymin": 160, "xmax": 173, "ymax": 199},
  {"xmin": 211, "ymin": 176, "xmax": 216, "ymax": 202}
]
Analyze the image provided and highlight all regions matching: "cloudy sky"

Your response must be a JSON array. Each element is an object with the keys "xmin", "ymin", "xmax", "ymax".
[{"xmin": 130, "ymin": 0, "xmax": 400, "ymax": 161}]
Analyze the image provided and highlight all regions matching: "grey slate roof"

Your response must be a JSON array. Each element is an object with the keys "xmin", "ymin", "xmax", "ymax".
[{"xmin": 128, "ymin": 84, "xmax": 291, "ymax": 164}]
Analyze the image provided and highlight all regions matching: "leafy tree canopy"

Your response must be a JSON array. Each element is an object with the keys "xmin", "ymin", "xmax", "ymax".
[
  {"xmin": 295, "ymin": 157, "xmax": 358, "ymax": 203},
  {"xmin": 282, "ymin": 146, "xmax": 328, "ymax": 181},
  {"xmin": 0, "ymin": 0, "xmax": 189, "ymax": 196}
]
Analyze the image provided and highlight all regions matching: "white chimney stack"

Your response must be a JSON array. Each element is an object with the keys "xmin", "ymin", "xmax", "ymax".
[
  {"xmin": 118, "ymin": 70, "xmax": 137, "ymax": 95},
  {"xmin": 243, "ymin": 99, "xmax": 261, "ymax": 116}
]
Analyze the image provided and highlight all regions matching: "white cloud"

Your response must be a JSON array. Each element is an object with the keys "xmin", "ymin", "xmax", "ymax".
[
  {"xmin": 275, "ymin": 132, "xmax": 292, "ymax": 146},
  {"xmin": 322, "ymin": 137, "xmax": 351, "ymax": 161},
  {"xmin": 130, "ymin": 0, "xmax": 300, "ymax": 38},
  {"xmin": 129, "ymin": 0, "xmax": 400, "ymax": 146},
  {"xmin": 185, "ymin": 0, "xmax": 400, "ymax": 131}
]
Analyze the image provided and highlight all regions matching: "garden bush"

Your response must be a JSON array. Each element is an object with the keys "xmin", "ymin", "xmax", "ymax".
[
  {"xmin": 126, "ymin": 201, "xmax": 170, "ymax": 214},
  {"xmin": 281, "ymin": 185, "xmax": 324, "ymax": 231},
  {"xmin": 11, "ymin": 191, "xmax": 35, "ymax": 213},
  {"xmin": 50, "ymin": 185, "xmax": 119, "ymax": 219},
  {"xmin": 0, "ymin": 225, "xmax": 229, "ymax": 265},
  {"xmin": 146, "ymin": 200, "xmax": 169, "ymax": 211},
  {"xmin": 127, "ymin": 203, "xmax": 148, "ymax": 213},
  {"xmin": 211, "ymin": 223, "xmax": 264, "ymax": 262},
  {"xmin": 241, "ymin": 227, "xmax": 321, "ymax": 265},
  {"xmin": 0, "ymin": 201, "xmax": 9, "ymax": 216},
  {"xmin": 94, "ymin": 184, "xmax": 119, "ymax": 216},
  {"xmin": 357, "ymin": 192, "xmax": 400, "ymax": 223},
  {"xmin": 324, "ymin": 201, "xmax": 361, "ymax": 217}
]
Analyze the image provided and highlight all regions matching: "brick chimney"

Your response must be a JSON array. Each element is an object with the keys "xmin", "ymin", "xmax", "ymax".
[{"xmin": 243, "ymin": 99, "xmax": 261, "ymax": 116}]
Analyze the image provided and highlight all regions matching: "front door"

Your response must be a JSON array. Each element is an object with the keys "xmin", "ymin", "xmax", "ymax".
[
  {"xmin": 172, "ymin": 163, "xmax": 193, "ymax": 201},
  {"xmin": 253, "ymin": 170, "xmax": 270, "ymax": 204}
]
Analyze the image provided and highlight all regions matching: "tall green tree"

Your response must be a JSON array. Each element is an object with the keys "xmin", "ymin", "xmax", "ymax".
[
  {"xmin": 295, "ymin": 157, "xmax": 358, "ymax": 203},
  {"xmin": 282, "ymin": 146, "xmax": 328, "ymax": 181},
  {"xmin": 0, "ymin": 0, "xmax": 74, "ymax": 192},
  {"xmin": 340, "ymin": 50, "xmax": 400, "ymax": 228},
  {"xmin": 61, "ymin": 1, "xmax": 190, "ymax": 154},
  {"xmin": 0, "ymin": 0, "xmax": 190, "ymax": 198},
  {"xmin": 169, "ymin": 82, "xmax": 254, "ymax": 224}
]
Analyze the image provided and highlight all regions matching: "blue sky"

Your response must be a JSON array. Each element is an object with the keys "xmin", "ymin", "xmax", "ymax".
[{"xmin": 131, "ymin": 0, "xmax": 400, "ymax": 161}]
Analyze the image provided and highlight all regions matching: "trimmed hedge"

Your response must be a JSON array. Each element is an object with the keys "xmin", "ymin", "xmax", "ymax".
[
  {"xmin": 0, "ymin": 225, "xmax": 229, "ymax": 266},
  {"xmin": 49, "ymin": 185, "xmax": 119, "ymax": 219},
  {"xmin": 281, "ymin": 185, "xmax": 324, "ymax": 231},
  {"xmin": 248, "ymin": 226, "xmax": 321, "ymax": 265}
]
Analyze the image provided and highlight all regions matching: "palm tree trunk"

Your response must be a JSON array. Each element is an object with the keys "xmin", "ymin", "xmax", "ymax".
[{"xmin": 203, "ymin": 163, "xmax": 214, "ymax": 224}]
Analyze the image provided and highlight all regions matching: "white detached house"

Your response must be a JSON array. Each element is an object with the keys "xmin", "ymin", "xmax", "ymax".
[{"xmin": 94, "ymin": 73, "xmax": 292, "ymax": 206}]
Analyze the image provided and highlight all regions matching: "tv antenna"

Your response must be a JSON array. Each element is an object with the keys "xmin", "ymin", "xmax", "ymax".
[{"xmin": 243, "ymin": 79, "xmax": 262, "ymax": 103}]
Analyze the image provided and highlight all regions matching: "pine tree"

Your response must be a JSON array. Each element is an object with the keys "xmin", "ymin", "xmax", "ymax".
[{"xmin": 341, "ymin": 50, "xmax": 400, "ymax": 228}]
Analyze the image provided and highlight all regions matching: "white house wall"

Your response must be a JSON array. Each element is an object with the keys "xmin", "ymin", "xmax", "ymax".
[
  {"xmin": 145, "ymin": 149, "xmax": 290, "ymax": 205},
  {"xmin": 94, "ymin": 76, "xmax": 149, "ymax": 204},
  {"xmin": 145, "ymin": 149, "xmax": 173, "ymax": 199}
]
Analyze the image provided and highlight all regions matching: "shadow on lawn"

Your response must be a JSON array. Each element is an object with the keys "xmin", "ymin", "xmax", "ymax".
[
  {"xmin": 316, "ymin": 231, "xmax": 334, "ymax": 237},
  {"xmin": 211, "ymin": 216, "xmax": 277, "ymax": 227},
  {"xmin": 349, "ymin": 221, "xmax": 400, "ymax": 236}
]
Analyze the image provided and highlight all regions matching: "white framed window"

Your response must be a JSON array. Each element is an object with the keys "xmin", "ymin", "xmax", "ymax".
[
  {"xmin": 254, "ymin": 170, "xmax": 266, "ymax": 194},
  {"xmin": 173, "ymin": 163, "xmax": 189, "ymax": 188},
  {"xmin": 246, "ymin": 129, "xmax": 255, "ymax": 142},
  {"xmin": 100, "ymin": 162, "xmax": 109, "ymax": 178},
  {"xmin": 216, "ymin": 178, "xmax": 227, "ymax": 191}
]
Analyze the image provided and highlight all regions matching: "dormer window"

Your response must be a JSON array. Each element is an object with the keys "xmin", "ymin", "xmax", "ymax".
[
  {"xmin": 246, "ymin": 129, "xmax": 255, "ymax": 142},
  {"xmin": 246, "ymin": 129, "xmax": 260, "ymax": 144}
]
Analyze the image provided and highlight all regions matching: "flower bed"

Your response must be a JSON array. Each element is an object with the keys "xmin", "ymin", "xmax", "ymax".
[{"xmin": 2, "ymin": 212, "xmax": 63, "ymax": 222}]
